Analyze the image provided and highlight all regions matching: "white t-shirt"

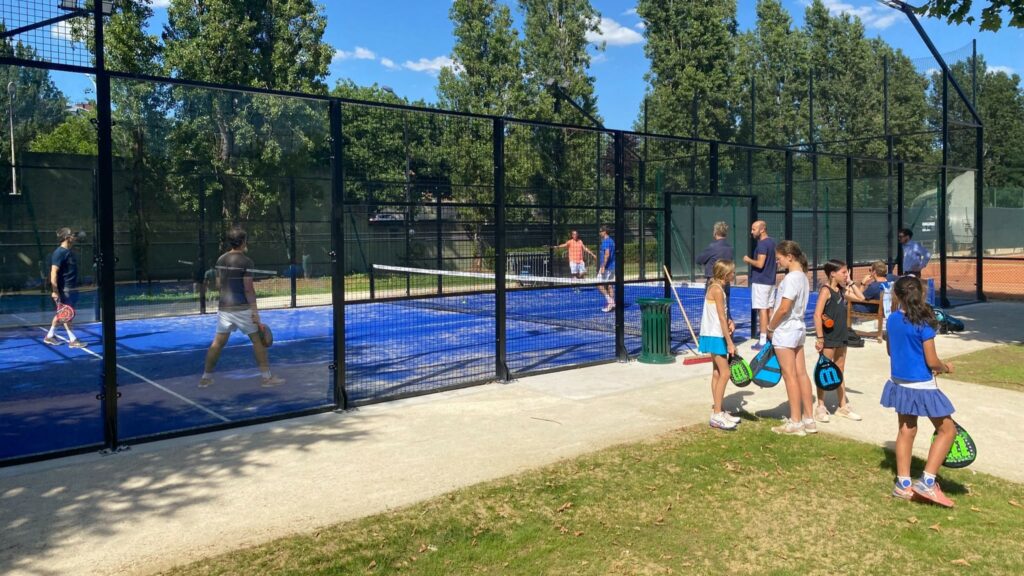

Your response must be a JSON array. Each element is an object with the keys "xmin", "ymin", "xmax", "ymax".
[{"xmin": 772, "ymin": 270, "xmax": 809, "ymax": 338}]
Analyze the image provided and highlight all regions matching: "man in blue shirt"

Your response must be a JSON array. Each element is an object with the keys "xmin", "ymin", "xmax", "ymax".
[
  {"xmin": 597, "ymin": 225, "xmax": 616, "ymax": 312},
  {"xmin": 898, "ymin": 228, "xmax": 930, "ymax": 278},
  {"xmin": 44, "ymin": 227, "xmax": 87, "ymax": 348},
  {"xmin": 742, "ymin": 220, "xmax": 777, "ymax": 349}
]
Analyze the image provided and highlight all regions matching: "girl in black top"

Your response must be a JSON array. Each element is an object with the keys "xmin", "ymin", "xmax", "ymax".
[{"xmin": 812, "ymin": 260, "xmax": 862, "ymax": 423}]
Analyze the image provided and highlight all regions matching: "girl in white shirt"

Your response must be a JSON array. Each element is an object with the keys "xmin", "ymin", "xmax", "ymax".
[
  {"xmin": 699, "ymin": 260, "xmax": 737, "ymax": 430},
  {"xmin": 767, "ymin": 240, "xmax": 815, "ymax": 436}
]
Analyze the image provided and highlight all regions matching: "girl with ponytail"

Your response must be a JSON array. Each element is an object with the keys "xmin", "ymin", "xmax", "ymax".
[
  {"xmin": 767, "ymin": 240, "xmax": 815, "ymax": 436},
  {"xmin": 882, "ymin": 276, "xmax": 958, "ymax": 507}
]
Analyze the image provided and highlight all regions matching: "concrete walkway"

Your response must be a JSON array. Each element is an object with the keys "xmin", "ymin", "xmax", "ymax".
[{"xmin": 1, "ymin": 301, "xmax": 1022, "ymax": 576}]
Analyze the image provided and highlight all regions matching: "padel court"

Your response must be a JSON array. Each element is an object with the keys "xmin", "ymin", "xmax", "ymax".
[{"xmin": 0, "ymin": 282, "xmax": 802, "ymax": 461}]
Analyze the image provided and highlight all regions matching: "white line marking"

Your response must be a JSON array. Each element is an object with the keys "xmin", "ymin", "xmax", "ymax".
[{"xmin": 19, "ymin": 317, "xmax": 231, "ymax": 423}]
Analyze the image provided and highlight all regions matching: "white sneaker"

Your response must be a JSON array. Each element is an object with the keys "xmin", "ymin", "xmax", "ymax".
[
  {"xmin": 601, "ymin": 304, "xmax": 613, "ymax": 313},
  {"xmin": 802, "ymin": 417, "xmax": 818, "ymax": 434},
  {"xmin": 814, "ymin": 403, "xmax": 831, "ymax": 423},
  {"xmin": 709, "ymin": 412, "xmax": 737, "ymax": 431},
  {"xmin": 836, "ymin": 405, "xmax": 863, "ymax": 421},
  {"xmin": 771, "ymin": 418, "xmax": 806, "ymax": 436},
  {"xmin": 723, "ymin": 412, "xmax": 741, "ymax": 424}
]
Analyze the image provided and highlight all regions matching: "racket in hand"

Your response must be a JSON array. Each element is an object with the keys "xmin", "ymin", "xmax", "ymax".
[
  {"xmin": 933, "ymin": 421, "xmax": 977, "ymax": 469},
  {"xmin": 728, "ymin": 353, "xmax": 753, "ymax": 387},
  {"xmin": 55, "ymin": 301, "xmax": 75, "ymax": 324},
  {"xmin": 813, "ymin": 353, "xmax": 843, "ymax": 391}
]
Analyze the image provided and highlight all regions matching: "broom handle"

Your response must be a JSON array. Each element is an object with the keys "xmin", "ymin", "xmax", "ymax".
[{"xmin": 662, "ymin": 265, "xmax": 701, "ymax": 346}]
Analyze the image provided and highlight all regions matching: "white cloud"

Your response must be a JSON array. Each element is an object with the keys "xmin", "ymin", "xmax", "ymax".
[
  {"xmin": 380, "ymin": 57, "xmax": 398, "ymax": 70},
  {"xmin": 925, "ymin": 67, "xmax": 939, "ymax": 77},
  {"xmin": 333, "ymin": 46, "xmax": 376, "ymax": 62},
  {"xmin": 635, "ymin": 21, "xmax": 646, "ymax": 30},
  {"xmin": 403, "ymin": 55, "xmax": 462, "ymax": 74},
  {"xmin": 591, "ymin": 52, "xmax": 608, "ymax": 64},
  {"xmin": 50, "ymin": 21, "xmax": 75, "ymax": 42},
  {"xmin": 585, "ymin": 17, "xmax": 644, "ymax": 46},
  {"xmin": 989, "ymin": 65, "xmax": 1016, "ymax": 76},
  {"xmin": 821, "ymin": 0, "xmax": 901, "ymax": 30},
  {"xmin": 151, "ymin": 0, "xmax": 171, "ymax": 7},
  {"xmin": 622, "ymin": 8, "xmax": 637, "ymax": 16}
]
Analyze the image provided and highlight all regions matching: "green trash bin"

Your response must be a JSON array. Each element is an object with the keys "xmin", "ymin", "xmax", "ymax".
[{"xmin": 637, "ymin": 297, "xmax": 674, "ymax": 364}]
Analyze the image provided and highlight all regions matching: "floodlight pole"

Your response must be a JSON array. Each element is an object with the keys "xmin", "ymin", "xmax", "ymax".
[{"xmin": 7, "ymin": 81, "xmax": 16, "ymax": 196}]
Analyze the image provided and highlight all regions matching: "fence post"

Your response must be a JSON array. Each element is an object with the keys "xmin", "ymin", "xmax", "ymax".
[
  {"xmin": 663, "ymin": 189, "xmax": 671, "ymax": 300},
  {"xmin": 784, "ymin": 150, "xmax": 794, "ymax": 241},
  {"xmin": 94, "ymin": 2, "xmax": 119, "ymax": 452},
  {"xmin": 289, "ymin": 177, "xmax": 297, "ymax": 308},
  {"xmin": 939, "ymin": 72, "xmax": 950, "ymax": 306},
  {"xmin": 329, "ymin": 100, "xmax": 347, "ymax": 409},
  {"xmin": 614, "ymin": 131, "xmax": 627, "ymax": 361},
  {"xmin": 846, "ymin": 156, "xmax": 854, "ymax": 268},
  {"xmin": 896, "ymin": 162, "xmax": 905, "ymax": 275},
  {"xmin": 710, "ymin": 141, "xmax": 719, "ymax": 196},
  {"xmin": 198, "ymin": 176, "xmax": 207, "ymax": 314},
  {"xmin": 975, "ymin": 125, "xmax": 985, "ymax": 301},
  {"xmin": 494, "ymin": 118, "xmax": 509, "ymax": 381}
]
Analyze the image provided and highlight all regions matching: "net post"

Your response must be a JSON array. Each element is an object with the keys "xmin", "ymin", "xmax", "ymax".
[
  {"xmin": 663, "ymin": 188, "xmax": 671, "ymax": 300},
  {"xmin": 329, "ymin": 99, "xmax": 348, "ymax": 409},
  {"xmin": 198, "ymin": 177, "xmax": 207, "ymax": 314},
  {"xmin": 494, "ymin": 118, "xmax": 509, "ymax": 381},
  {"xmin": 369, "ymin": 264, "xmax": 375, "ymax": 299},
  {"xmin": 614, "ymin": 131, "xmax": 626, "ymax": 361}
]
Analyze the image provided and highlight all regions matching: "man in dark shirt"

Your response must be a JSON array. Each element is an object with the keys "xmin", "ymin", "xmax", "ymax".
[
  {"xmin": 697, "ymin": 221, "xmax": 735, "ymax": 323},
  {"xmin": 44, "ymin": 227, "xmax": 87, "ymax": 348},
  {"xmin": 742, "ymin": 220, "xmax": 778, "ymax": 350},
  {"xmin": 199, "ymin": 227, "xmax": 283, "ymax": 388}
]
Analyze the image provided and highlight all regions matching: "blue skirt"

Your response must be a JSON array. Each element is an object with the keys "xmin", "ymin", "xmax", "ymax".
[
  {"xmin": 698, "ymin": 335, "xmax": 727, "ymax": 356},
  {"xmin": 880, "ymin": 380, "xmax": 955, "ymax": 418}
]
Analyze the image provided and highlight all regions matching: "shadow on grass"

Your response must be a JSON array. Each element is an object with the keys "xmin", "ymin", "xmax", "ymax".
[{"xmin": 878, "ymin": 440, "xmax": 971, "ymax": 496}]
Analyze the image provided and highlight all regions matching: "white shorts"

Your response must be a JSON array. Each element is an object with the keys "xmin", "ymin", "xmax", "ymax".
[
  {"xmin": 751, "ymin": 283, "xmax": 777, "ymax": 309},
  {"xmin": 570, "ymin": 262, "xmax": 586, "ymax": 275},
  {"xmin": 217, "ymin": 309, "xmax": 259, "ymax": 335},
  {"xmin": 771, "ymin": 328, "xmax": 806, "ymax": 349},
  {"xmin": 597, "ymin": 269, "xmax": 613, "ymax": 282}
]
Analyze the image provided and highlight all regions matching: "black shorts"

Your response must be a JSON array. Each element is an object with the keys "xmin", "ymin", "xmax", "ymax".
[{"xmin": 58, "ymin": 289, "xmax": 80, "ymax": 307}]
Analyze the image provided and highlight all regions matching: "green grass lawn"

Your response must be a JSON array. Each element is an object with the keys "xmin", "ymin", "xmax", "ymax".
[
  {"xmin": 946, "ymin": 344, "xmax": 1024, "ymax": 392},
  {"xmin": 160, "ymin": 422, "xmax": 1024, "ymax": 576}
]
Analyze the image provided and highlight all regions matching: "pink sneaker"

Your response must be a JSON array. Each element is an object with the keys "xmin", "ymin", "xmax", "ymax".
[
  {"xmin": 892, "ymin": 481, "xmax": 913, "ymax": 501},
  {"xmin": 912, "ymin": 479, "xmax": 954, "ymax": 508}
]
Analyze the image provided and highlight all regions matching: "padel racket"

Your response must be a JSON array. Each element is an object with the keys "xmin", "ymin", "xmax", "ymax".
[
  {"xmin": 813, "ymin": 353, "xmax": 843, "ymax": 391},
  {"xmin": 728, "ymin": 354, "xmax": 753, "ymax": 387},
  {"xmin": 749, "ymin": 342, "xmax": 781, "ymax": 388},
  {"xmin": 257, "ymin": 323, "xmax": 274, "ymax": 348},
  {"xmin": 55, "ymin": 302, "xmax": 75, "ymax": 323},
  {"xmin": 932, "ymin": 421, "xmax": 977, "ymax": 469}
]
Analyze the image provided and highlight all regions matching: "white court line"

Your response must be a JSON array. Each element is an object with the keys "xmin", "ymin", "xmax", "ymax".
[{"xmin": 15, "ymin": 314, "xmax": 231, "ymax": 423}]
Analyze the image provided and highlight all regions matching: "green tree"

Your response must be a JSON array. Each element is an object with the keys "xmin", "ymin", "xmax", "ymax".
[
  {"xmin": 0, "ymin": 36, "xmax": 68, "ymax": 166},
  {"xmin": 637, "ymin": 0, "xmax": 738, "ymax": 143},
  {"xmin": 28, "ymin": 108, "xmax": 97, "ymax": 155},
  {"xmin": 918, "ymin": 0, "xmax": 1023, "ymax": 32},
  {"xmin": 437, "ymin": 0, "xmax": 526, "ymax": 269},
  {"xmin": 162, "ymin": 0, "xmax": 334, "ymax": 224}
]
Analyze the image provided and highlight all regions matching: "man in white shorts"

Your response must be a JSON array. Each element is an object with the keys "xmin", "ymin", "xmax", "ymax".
[
  {"xmin": 743, "ymin": 220, "xmax": 777, "ymax": 350},
  {"xmin": 199, "ymin": 227, "xmax": 284, "ymax": 388},
  {"xmin": 554, "ymin": 229, "xmax": 596, "ymax": 282}
]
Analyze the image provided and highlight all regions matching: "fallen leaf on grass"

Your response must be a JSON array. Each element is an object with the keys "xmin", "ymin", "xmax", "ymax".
[
  {"xmin": 929, "ymin": 523, "xmax": 941, "ymax": 532},
  {"xmin": 367, "ymin": 560, "xmax": 377, "ymax": 570},
  {"xmin": 654, "ymin": 516, "xmax": 665, "ymax": 526},
  {"xmin": 574, "ymin": 530, "xmax": 584, "ymax": 537},
  {"xmin": 557, "ymin": 502, "xmax": 573, "ymax": 513},
  {"xmin": 951, "ymin": 558, "xmax": 971, "ymax": 566},
  {"xmin": 970, "ymin": 506, "xmax": 982, "ymax": 512},
  {"xmin": 1010, "ymin": 500, "xmax": 1021, "ymax": 508},
  {"xmin": 907, "ymin": 516, "xmax": 919, "ymax": 524}
]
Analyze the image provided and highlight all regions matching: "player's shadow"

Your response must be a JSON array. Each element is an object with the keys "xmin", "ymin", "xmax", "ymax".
[
  {"xmin": 750, "ymin": 400, "xmax": 793, "ymax": 421},
  {"xmin": 878, "ymin": 441, "xmax": 971, "ymax": 495},
  {"xmin": 723, "ymin": 390, "xmax": 757, "ymax": 420}
]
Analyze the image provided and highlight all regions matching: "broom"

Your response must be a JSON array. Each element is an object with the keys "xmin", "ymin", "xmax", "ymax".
[{"xmin": 662, "ymin": 265, "xmax": 713, "ymax": 365}]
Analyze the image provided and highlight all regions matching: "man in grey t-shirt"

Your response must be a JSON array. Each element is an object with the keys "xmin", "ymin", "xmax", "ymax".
[{"xmin": 199, "ymin": 227, "xmax": 283, "ymax": 388}]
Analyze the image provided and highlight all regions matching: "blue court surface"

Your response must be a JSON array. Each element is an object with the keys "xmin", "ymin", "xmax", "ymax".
[{"xmin": 0, "ymin": 282, "xmax": 817, "ymax": 461}]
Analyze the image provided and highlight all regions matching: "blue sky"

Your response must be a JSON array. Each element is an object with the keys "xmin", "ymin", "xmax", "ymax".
[{"xmin": 49, "ymin": 0, "xmax": 1023, "ymax": 130}]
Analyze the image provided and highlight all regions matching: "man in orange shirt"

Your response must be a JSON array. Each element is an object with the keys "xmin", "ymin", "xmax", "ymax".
[{"xmin": 554, "ymin": 229, "xmax": 596, "ymax": 282}]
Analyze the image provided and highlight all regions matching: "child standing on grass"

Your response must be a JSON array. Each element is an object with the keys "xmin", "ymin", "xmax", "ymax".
[
  {"xmin": 700, "ymin": 260, "xmax": 738, "ymax": 431},
  {"xmin": 767, "ymin": 240, "xmax": 815, "ymax": 436},
  {"xmin": 812, "ymin": 260, "xmax": 862, "ymax": 423},
  {"xmin": 882, "ymin": 276, "xmax": 957, "ymax": 508}
]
